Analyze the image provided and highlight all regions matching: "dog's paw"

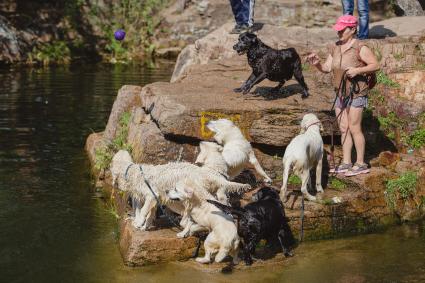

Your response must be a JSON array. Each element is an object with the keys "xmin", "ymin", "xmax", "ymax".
[
  {"xmin": 132, "ymin": 218, "xmax": 145, "ymax": 229},
  {"xmin": 242, "ymin": 89, "xmax": 250, "ymax": 95},
  {"xmin": 304, "ymin": 194, "xmax": 317, "ymax": 202},
  {"xmin": 316, "ymin": 185, "xmax": 324, "ymax": 194},
  {"xmin": 233, "ymin": 87, "xmax": 243, "ymax": 93},
  {"xmin": 176, "ymin": 231, "xmax": 188, "ymax": 238},
  {"xmin": 301, "ymin": 92, "xmax": 309, "ymax": 99},
  {"xmin": 284, "ymin": 251, "xmax": 294, "ymax": 257},
  {"xmin": 196, "ymin": 257, "xmax": 211, "ymax": 264},
  {"xmin": 264, "ymin": 178, "xmax": 272, "ymax": 185}
]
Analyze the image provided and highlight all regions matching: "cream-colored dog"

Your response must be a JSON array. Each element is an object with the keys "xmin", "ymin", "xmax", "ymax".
[
  {"xmin": 168, "ymin": 179, "xmax": 240, "ymax": 264},
  {"xmin": 110, "ymin": 142, "xmax": 250, "ymax": 231},
  {"xmin": 280, "ymin": 113, "xmax": 324, "ymax": 202},
  {"xmin": 206, "ymin": 119, "xmax": 272, "ymax": 184}
]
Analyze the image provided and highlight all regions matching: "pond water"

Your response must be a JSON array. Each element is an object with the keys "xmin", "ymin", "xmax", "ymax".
[{"xmin": 0, "ymin": 63, "xmax": 424, "ymax": 283}]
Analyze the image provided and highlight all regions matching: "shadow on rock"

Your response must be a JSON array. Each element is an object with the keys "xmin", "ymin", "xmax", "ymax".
[
  {"xmin": 250, "ymin": 83, "xmax": 305, "ymax": 100},
  {"xmin": 369, "ymin": 25, "xmax": 397, "ymax": 39}
]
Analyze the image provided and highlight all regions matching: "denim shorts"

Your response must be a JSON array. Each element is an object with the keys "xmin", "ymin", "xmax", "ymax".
[{"xmin": 335, "ymin": 95, "xmax": 368, "ymax": 109}]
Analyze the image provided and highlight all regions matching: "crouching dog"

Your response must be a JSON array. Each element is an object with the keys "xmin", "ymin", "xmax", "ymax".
[
  {"xmin": 208, "ymin": 187, "xmax": 295, "ymax": 265},
  {"xmin": 168, "ymin": 179, "xmax": 240, "ymax": 264}
]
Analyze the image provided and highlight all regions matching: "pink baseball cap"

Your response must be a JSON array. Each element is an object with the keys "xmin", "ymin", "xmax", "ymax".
[{"xmin": 333, "ymin": 15, "xmax": 358, "ymax": 31}]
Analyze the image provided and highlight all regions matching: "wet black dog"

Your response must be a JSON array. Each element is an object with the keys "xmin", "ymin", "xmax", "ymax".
[
  {"xmin": 207, "ymin": 187, "xmax": 295, "ymax": 265},
  {"xmin": 233, "ymin": 32, "xmax": 309, "ymax": 98}
]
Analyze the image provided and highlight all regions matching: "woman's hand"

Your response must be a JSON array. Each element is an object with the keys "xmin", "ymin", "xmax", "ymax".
[
  {"xmin": 306, "ymin": 53, "xmax": 320, "ymax": 66},
  {"xmin": 346, "ymin": 67, "xmax": 360, "ymax": 78}
]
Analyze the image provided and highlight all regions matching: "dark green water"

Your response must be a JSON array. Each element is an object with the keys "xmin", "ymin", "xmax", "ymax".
[{"xmin": 0, "ymin": 64, "xmax": 424, "ymax": 283}]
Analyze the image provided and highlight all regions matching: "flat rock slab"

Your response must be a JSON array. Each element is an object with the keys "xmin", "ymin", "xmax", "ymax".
[
  {"xmin": 141, "ymin": 56, "xmax": 336, "ymax": 147},
  {"xmin": 120, "ymin": 219, "xmax": 198, "ymax": 266}
]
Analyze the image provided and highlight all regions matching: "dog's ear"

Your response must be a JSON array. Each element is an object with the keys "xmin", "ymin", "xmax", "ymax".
[
  {"xmin": 247, "ymin": 33, "xmax": 257, "ymax": 43},
  {"xmin": 216, "ymin": 144, "xmax": 223, "ymax": 152}
]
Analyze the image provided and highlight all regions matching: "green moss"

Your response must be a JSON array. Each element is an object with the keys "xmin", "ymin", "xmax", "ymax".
[
  {"xmin": 393, "ymin": 53, "xmax": 403, "ymax": 61},
  {"xmin": 302, "ymin": 63, "xmax": 310, "ymax": 71},
  {"xmin": 94, "ymin": 145, "xmax": 114, "ymax": 171},
  {"xmin": 377, "ymin": 70, "xmax": 400, "ymax": 88},
  {"xmin": 356, "ymin": 219, "xmax": 367, "ymax": 231},
  {"xmin": 385, "ymin": 172, "xmax": 418, "ymax": 210},
  {"xmin": 288, "ymin": 175, "xmax": 302, "ymax": 185},
  {"xmin": 322, "ymin": 199, "xmax": 334, "ymax": 205},
  {"xmin": 328, "ymin": 177, "xmax": 347, "ymax": 190},
  {"xmin": 415, "ymin": 63, "xmax": 425, "ymax": 70}
]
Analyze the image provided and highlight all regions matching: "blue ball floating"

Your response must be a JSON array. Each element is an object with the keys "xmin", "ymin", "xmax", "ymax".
[{"xmin": 114, "ymin": 29, "xmax": 126, "ymax": 41}]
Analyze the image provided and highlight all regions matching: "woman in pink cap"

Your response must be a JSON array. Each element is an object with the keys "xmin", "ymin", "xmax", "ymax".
[{"xmin": 306, "ymin": 15, "xmax": 379, "ymax": 177}]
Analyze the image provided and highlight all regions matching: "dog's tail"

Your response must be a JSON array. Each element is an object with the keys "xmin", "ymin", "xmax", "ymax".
[
  {"xmin": 280, "ymin": 157, "xmax": 292, "ymax": 192},
  {"xmin": 206, "ymin": 199, "xmax": 245, "ymax": 217},
  {"xmin": 225, "ymin": 181, "xmax": 252, "ymax": 194}
]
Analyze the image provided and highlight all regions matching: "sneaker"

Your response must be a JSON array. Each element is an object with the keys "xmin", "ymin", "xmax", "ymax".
[
  {"xmin": 344, "ymin": 163, "xmax": 370, "ymax": 177},
  {"xmin": 230, "ymin": 24, "xmax": 250, "ymax": 34},
  {"xmin": 329, "ymin": 163, "xmax": 352, "ymax": 174}
]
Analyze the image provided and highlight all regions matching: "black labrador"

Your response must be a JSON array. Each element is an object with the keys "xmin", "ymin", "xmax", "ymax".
[
  {"xmin": 233, "ymin": 32, "xmax": 309, "ymax": 98},
  {"xmin": 207, "ymin": 187, "xmax": 295, "ymax": 265}
]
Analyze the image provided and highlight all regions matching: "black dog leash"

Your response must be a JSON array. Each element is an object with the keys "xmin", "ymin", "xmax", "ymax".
[
  {"xmin": 328, "ymin": 70, "xmax": 361, "ymax": 170},
  {"xmin": 299, "ymin": 196, "xmax": 305, "ymax": 242}
]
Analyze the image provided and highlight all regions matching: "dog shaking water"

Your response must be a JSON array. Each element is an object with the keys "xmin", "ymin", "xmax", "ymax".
[
  {"xmin": 207, "ymin": 187, "xmax": 295, "ymax": 266},
  {"xmin": 233, "ymin": 32, "xmax": 309, "ymax": 99}
]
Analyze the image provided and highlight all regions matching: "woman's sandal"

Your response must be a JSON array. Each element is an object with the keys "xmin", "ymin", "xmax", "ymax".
[
  {"xmin": 344, "ymin": 163, "xmax": 370, "ymax": 177},
  {"xmin": 329, "ymin": 163, "xmax": 352, "ymax": 174}
]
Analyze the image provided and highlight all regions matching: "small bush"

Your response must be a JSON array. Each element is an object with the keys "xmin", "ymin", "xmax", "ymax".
[
  {"xmin": 94, "ymin": 111, "xmax": 132, "ymax": 171},
  {"xmin": 377, "ymin": 70, "xmax": 400, "ymax": 88},
  {"xmin": 377, "ymin": 112, "xmax": 403, "ymax": 132},
  {"xmin": 27, "ymin": 41, "xmax": 71, "ymax": 65},
  {"xmin": 385, "ymin": 171, "xmax": 418, "ymax": 210},
  {"xmin": 95, "ymin": 145, "xmax": 114, "ymax": 171},
  {"xmin": 407, "ymin": 128, "xmax": 425, "ymax": 149}
]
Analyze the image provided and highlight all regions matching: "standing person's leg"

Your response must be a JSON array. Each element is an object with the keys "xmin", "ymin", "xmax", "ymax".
[
  {"xmin": 230, "ymin": 0, "xmax": 244, "ymax": 26},
  {"xmin": 239, "ymin": 0, "xmax": 255, "ymax": 27},
  {"xmin": 345, "ymin": 106, "xmax": 370, "ymax": 176},
  {"xmin": 357, "ymin": 0, "xmax": 369, "ymax": 39},
  {"xmin": 341, "ymin": 0, "xmax": 354, "ymax": 15},
  {"xmin": 330, "ymin": 107, "xmax": 353, "ymax": 173}
]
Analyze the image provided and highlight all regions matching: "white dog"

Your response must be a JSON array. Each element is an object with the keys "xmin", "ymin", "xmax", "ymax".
[
  {"xmin": 206, "ymin": 119, "xmax": 272, "ymax": 184},
  {"xmin": 280, "ymin": 113, "xmax": 324, "ymax": 202},
  {"xmin": 168, "ymin": 179, "xmax": 240, "ymax": 264},
  {"xmin": 110, "ymin": 143, "xmax": 250, "ymax": 231}
]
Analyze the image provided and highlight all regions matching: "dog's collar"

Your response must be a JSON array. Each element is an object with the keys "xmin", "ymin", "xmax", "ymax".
[
  {"xmin": 305, "ymin": 121, "xmax": 321, "ymax": 131},
  {"xmin": 124, "ymin": 163, "xmax": 134, "ymax": 181},
  {"xmin": 217, "ymin": 171, "xmax": 229, "ymax": 180}
]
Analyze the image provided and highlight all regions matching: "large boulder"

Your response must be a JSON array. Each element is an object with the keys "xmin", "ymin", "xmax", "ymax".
[{"xmin": 394, "ymin": 0, "xmax": 425, "ymax": 16}]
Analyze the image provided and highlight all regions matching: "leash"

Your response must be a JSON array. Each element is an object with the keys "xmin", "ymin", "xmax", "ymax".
[
  {"xmin": 136, "ymin": 165, "xmax": 182, "ymax": 230},
  {"xmin": 327, "ymin": 70, "xmax": 359, "ymax": 170},
  {"xmin": 124, "ymin": 163, "xmax": 181, "ymax": 230},
  {"xmin": 299, "ymin": 196, "xmax": 305, "ymax": 242}
]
